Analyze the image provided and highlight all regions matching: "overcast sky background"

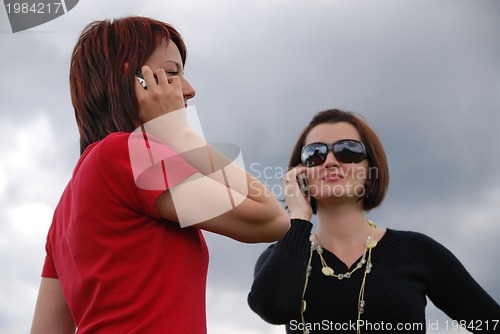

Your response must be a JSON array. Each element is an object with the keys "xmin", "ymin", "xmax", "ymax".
[{"xmin": 0, "ymin": 0, "xmax": 499, "ymax": 333}]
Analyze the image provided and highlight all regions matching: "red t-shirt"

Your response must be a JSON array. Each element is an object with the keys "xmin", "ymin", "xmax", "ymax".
[{"xmin": 42, "ymin": 132, "xmax": 209, "ymax": 333}]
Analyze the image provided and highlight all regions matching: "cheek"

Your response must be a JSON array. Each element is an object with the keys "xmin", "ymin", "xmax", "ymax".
[
  {"xmin": 305, "ymin": 168, "xmax": 320, "ymax": 183},
  {"xmin": 343, "ymin": 164, "xmax": 369, "ymax": 183}
]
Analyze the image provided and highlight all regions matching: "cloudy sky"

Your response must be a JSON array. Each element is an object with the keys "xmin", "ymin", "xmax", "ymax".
[{"xmin": 1, "ymin": 0, "xmax": 499, "ymax": 333}]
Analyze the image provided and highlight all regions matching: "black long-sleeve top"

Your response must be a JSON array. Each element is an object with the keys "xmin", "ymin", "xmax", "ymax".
[{"xmin": 248, "ymin": 219, "xmax": 500, "ymax": 333}]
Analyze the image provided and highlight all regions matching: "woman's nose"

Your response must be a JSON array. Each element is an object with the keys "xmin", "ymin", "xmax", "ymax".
[
  {"xmin": 181, "ymin": 76, "xmax": 196, "ymax": 101},
  {"xmin": 322, "ymin": 151, "xmax": 339, "ymax": 168}
]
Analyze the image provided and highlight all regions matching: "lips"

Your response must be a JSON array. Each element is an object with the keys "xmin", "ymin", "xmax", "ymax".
[{"xmin": 323, "ymin": 173, "xmax": 343, "ymax": 182}]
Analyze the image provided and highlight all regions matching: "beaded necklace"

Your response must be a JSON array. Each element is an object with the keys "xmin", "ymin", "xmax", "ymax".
[{"xmin": 300, "ymin": 220, "xmax": 378, "ymax": 334}]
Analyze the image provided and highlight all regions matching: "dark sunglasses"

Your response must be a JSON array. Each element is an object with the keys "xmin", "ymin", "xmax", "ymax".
[{"xmin": 301, "ymin": 139, "xmax": 367, "ymax": 167}]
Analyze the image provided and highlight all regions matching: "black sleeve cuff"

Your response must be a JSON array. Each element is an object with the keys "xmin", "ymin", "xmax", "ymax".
[{"xmin": 274, "ymin": 218, "xmax": 313, "ymax": 253}]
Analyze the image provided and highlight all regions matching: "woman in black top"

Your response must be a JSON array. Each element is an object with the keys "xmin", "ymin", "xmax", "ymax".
[{"xmin": 248, "ymin": 109, "xmax": 499, "ymax": 333}]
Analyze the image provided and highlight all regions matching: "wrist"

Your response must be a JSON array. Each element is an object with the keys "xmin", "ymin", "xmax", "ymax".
[
  {"xmin": 143, "ymin": 108, "xmax": 188, "ymax": 135},
  {"xmin": 142, "ymin": 108, "xmax": 206, "ymax": 152},
  {"xmin": 289, "ymin": 211, "xmax": 312, "ymax": 222}
]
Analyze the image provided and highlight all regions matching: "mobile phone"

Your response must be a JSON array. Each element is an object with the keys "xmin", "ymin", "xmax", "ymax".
[
  {"xmin": 297, "ymin": 173, "xmax": 309, "ymax": 194},
  {"xmin": 136, "ymin": 70, "xmax": 158, "ymax": 89}
]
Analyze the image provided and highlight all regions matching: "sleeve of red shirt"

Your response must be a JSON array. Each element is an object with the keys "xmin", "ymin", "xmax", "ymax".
[
  {"xmin": 99, "ymin": 132, "xmax": 198, "ymax": 219},
  {"xmin": 41, "ymin": 228, "xmax": 58, "ymax": 278},
  {"xmin": 127, "ymin": 131, "xmax": 201, "ymax": 191}
]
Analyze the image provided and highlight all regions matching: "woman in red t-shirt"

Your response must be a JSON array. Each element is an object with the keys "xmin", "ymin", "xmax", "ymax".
[{"xmin": 30, "ymin": 16, "xmax": 289, "ymax": 334}]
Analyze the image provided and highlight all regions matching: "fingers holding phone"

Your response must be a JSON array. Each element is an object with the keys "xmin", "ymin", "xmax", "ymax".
[
  {"xmin": 136, "ymin": 70, "xmax": 155, "ymax": 89},
  {"xmin": 284, "ymin": 167, "xmax": 312, "ymax": 221},
  {"xmin": 134, "ymin": 66, "xmax": 184, "ymax": 123},
  {"xmin": 297, "ymin": 173, "xmax": 310, "ymax": 196}
]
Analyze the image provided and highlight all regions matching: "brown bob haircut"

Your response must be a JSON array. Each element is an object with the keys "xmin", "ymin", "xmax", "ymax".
[
  {"xmin": 288, "ymin": 109, "xmax": 389, "ymax": 213},
  {"xmin": 70, "ymin": 16, "xmax": 187, "ymax": 154}
]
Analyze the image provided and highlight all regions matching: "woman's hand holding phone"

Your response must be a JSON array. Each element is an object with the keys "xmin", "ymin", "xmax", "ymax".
[
  {"xmin": 284, "ymin": 166, "xmax": 313, "ymax": 221},
  {"xmin": 134, "ymin": 65, "xmax": 185, "ymax": 124}
]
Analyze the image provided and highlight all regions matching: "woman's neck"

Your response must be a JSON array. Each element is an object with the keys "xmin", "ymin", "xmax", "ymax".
[{"xmin": 315, "ymin": 201, "xmax": 370, "ymax": 249}]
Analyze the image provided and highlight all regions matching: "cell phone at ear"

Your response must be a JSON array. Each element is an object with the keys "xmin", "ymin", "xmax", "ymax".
[
  {"xmin": 136, "ymin": 70, "xmax": 158, "ymax": 89},
  {"xmin": 297, "ymin": 173, "xmax": 309, "ymax": 194}
]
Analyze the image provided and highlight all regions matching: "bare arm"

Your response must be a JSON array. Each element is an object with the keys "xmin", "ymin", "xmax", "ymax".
[
  {"xmin": 136, "ymin": 66, "xmax": 289, "ymax": 242},
  {"xmin": 30, "ymin": 278, "xmax": 76, "ymax": 334},
  {"xmin": 155, "ymin": 172, "xmax": 288, "ymax": 243}
]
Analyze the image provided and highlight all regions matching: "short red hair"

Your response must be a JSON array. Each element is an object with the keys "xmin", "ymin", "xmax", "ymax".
[{"xmin": 70, "ymin": 16, "xmax": 187, "ymax": 154}]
